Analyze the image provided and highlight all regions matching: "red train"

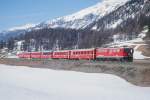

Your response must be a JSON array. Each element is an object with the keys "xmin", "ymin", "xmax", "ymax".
[{"xmin": 17, "ymin": 47, "xmax": 134, "ymax": 62}]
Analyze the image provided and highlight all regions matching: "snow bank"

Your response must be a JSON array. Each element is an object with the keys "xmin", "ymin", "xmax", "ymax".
[
  {"xmin": 133, "ymin": 44, "xmax": 150, "ymax": 60},
  {"xmin": 134, "ymin": 51, "xmax": 147, "ymax": 59},
  {"xmin": 0, "ymin": 64, "xmax": 150, "ymax": 100}
]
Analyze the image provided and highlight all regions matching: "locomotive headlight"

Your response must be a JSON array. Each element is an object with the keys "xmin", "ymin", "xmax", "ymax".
[{"xmin": 128, "ymin": 48, "xmax": 134, "ymax": 56}]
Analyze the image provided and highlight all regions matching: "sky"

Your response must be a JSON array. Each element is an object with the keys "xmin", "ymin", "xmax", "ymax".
[{"xmin": 0, "ymin": 0, "xmax": 100, "ymax": 31}]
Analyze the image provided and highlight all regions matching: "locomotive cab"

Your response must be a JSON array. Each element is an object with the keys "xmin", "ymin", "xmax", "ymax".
[{"xmin": 124, "ymin": 48, "xmax": 134, "ymax": 62}]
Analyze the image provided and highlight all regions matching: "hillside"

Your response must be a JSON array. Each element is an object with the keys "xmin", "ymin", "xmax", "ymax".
[{"xmin": 0, "ymin": 0, "xmax": 150, "ymax": 58}]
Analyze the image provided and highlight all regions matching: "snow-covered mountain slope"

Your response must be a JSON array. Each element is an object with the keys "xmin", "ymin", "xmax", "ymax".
[
  {"xmin": 90, "ymin": 0, "xmax": 148, "ymax": 30},
  {"xmin": 0, "ymin": 0, "xmax": 131, "ymax": 40},
  {"xmin": 8, "ymin": 24, "xmax": 36, "ymax": 31},
  {"xmin": 41, "ymin": 0, "xmax": 130, "ymax": 29},
  {"xmin": 0, "ymin": 24, "xmax": 37, "ymax": 40}
]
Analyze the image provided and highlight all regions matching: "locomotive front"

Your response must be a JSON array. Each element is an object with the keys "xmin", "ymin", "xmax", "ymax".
[{"xmin": 123, "ymin": 48, "xmax": 134, "ymax": 62}]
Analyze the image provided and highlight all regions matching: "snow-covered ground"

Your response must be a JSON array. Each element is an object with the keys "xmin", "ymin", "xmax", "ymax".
[{"xmin": 0, "ymin": 64, "xmax": 150, "ymax": 100}]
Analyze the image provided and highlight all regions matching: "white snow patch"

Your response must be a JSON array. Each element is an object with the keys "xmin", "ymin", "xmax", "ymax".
[
  {"xmin": 8, "ymin": 24, "xmax": 36, "ymax": 31},
  {"xmin": 110, "ymin": 26, "xmax": 148, "ymax": 45},
  {"xmin": 133, "ymin": 51, "xmax": 147, "ymax": 59},
  {"xmin": 92, "ymin": 25, "xmax": 98, "ymax": 30},
  {"xmin": 133, "ymin": 44, "xmax": 150, "ymax": 60},
  {"xmin": 7, "ymin": 55, "xmax": 18, "ymax": 58},
  {"xmin": 108, "ymin": 19, "xmax": 123, "ymax": 29},
  {"xmin": 0, "ymin": 64, "xmax": 150, "ymax": 100}
]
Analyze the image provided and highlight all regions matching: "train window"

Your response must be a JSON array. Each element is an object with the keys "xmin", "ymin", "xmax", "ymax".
[
  {"xmin": 90, "ymin": 51, "xmax": 92, "ymax": 54},
  {"xmin": 109, "ymin": 49, "xmax": 112, "ymax": 53},
  {"xmin": 112, "ymin": 49, "xmax": 115, "ymax": 52},
  {"xmin": 87, "ymin": 51, "xmax": 89, "ymax": 54},
  {"xmin": 82, "ymin": 51, "xmax": 84, "ymax": 54},
  {"xmin": 78, "ymin": 52, "xmax": 80, "ymax": 54},
  {"xmin": 100, "ymin": 49, "xmax": 102, "ymax": 52},
  {"xmin": 83, "ymin": 51, "xmax": 85, "ymax": 54}
]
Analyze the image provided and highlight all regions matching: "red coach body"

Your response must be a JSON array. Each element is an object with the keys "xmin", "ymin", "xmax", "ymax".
[
  {"xmin": 70, "ymin": 48, "xmax": 96, "ymax": 60},
  {"xmin": 52, "ymin": 50, "xmax": 70, "ymax": 59},
  {"xmin": 17, "ymin": 53, "xmax": 24, "ymax": 58},
  {"xmin": 30, "ymin": 52, "xmax": 41, "ymax": 59},
  {"xmin": 41, "ymin": 52, "xmax": 53, "ymax": 59},
  {"xmin": 22, "ymin": 52, "xmax": 31, "ymax": 58}
]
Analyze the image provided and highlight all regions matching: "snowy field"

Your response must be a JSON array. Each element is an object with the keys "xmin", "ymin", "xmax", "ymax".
[{"xmin": 0, "ymin": 64, "xmax": 150, "ymax": 100}]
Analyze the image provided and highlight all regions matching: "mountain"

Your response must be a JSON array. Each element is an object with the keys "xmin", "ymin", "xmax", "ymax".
[
  {"xmin": 0, "ymin": 24, "xmax": 36, "ymax": 41},
  {"xmin": 0, "ymin": 0, "xmax": 150, "ymax": 58},
  {"xmin": 42, "ymin": 0, "xmax": 130, "ymax": 29},
  {"xmin": 88, "ymin": 0, "xmax": 150, "ymax": 31},
  {"xmin": 0, "ymin": 0, "xmax": 131, "ymax": 40}
]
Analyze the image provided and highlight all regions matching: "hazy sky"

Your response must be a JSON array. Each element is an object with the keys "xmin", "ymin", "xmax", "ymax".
[{"xmin": 0, "ymin": 0, "xmax": 100, "ymax": 31}]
